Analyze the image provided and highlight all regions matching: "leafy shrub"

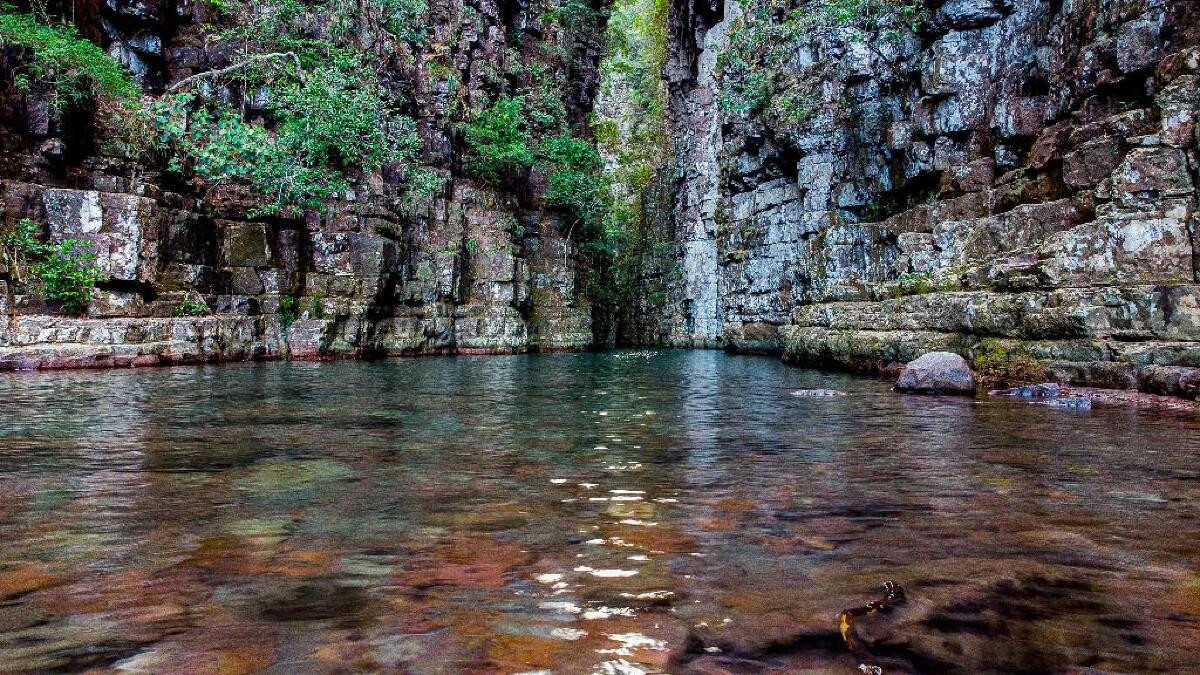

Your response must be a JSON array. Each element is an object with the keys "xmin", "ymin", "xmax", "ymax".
[
  {"xmin": 0, "ymin": 8, "xmax": 139, "ymax": 111},
  {"xmin": 539, "ymin": 134, "xmax": 609, "ymax": 235},
  {"xmin": 279, "ymin": 296, "xmax": 299, "ymax": 332},
  {"xmin": 2, "ymin": 218, "xmax": 102, "ymax": 314},
  {"xmin": 273, "ymin": 65, "xmax": 417, "ymax": 170},
  {"xmin": 0, "ymin": 216, "xmax": 39, "ymax": 277},
  {"xmin": 152, "ymin": 94, "xmax": 345, "ymax": 215},
  {"xmin": 144, "ymin": 0, "xmax": 431, "ymax": 214},
  {"xmin": 32, "ymin": 241, "xmax": 102, "ymax": 314},
  {"xmin": 370, "ymin": 0, "xmax": 429, "ymax": 44},
  {"xmin": 462, "ymin": 96, "xmax": 535, "ymax": 183},
  {"xmin": 173, "ymin": 292, "xmax": 211, "ymax": 316},
  {"xmin": 896, "ymin": 272, "xmax": 936, "ymax": 296},
  {"xmin": 308, "ymin": 293, "xmax": 326, "ymax": 319},
  {"xmin": 153, "ymin": 56, "xmax": 423, "ymax": 214},
  {"xmin": 541, "ymin": 0, "xmax": 598, "ymax": 26},
  {"xmin": 399, "ymin": 167, "xmax": 448, "ymax": 214}
]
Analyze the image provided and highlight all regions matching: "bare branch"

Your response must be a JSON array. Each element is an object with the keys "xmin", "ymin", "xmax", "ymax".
[{"xmin": 166, "ymin": 52, "xmax": 306, "ymax": 92}]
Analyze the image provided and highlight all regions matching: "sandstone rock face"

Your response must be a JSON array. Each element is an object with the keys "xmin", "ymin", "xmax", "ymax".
[
  {"xmin": 0, "ymin": 0, "xmax": 598, "ymax": 367},
  {"xmin": 896, "ymin": 352, "xmax": 978, "ymax": 394},
  {"xmin": 635, "ymin": 0, "xmax": 1200, "ymax": 397}
]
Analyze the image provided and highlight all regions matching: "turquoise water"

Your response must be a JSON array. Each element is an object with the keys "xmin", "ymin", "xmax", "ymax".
[{"xmin": 0, "ymin": 351, "xmax": 1198, "ymax": 673}]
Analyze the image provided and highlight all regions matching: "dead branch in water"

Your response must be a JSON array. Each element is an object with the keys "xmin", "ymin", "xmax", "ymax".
[{"xmin": 838, "ymin": 581, "xmax": 906, "ymax": 674}]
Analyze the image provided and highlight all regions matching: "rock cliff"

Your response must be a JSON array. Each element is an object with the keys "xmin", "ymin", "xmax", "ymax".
[
  {"xmin": 3, "ymin": 0, "xmax": 1199, "ymax": 399},
  {"xmin": 634, "ymin": 0, "xmax": 1200, "ymax": 397},
  {"xmin": 0, "ymin": 0, "xmax": 596, "ymax": 368}
]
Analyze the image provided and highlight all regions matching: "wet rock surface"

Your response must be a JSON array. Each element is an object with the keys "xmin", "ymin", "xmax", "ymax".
[
  {"xmin": 1, "ymin": 351, "xmax": 1199, "ymax": 673},
  {"xmin": 995, "ymin": 382, "xmax": 1062, "ymax": 398},
  {"xmin": 896, "ymin": 352, "xmax": 978, "ymax": 394},
  {"xmin": 993, "ymin": 382, "xmax": 1094, "ymax": 409}
]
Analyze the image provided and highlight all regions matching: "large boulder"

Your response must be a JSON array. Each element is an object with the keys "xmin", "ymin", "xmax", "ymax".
[{"xmin": 896, "ymin": 351, "xmax": 978, "ymax": 394}]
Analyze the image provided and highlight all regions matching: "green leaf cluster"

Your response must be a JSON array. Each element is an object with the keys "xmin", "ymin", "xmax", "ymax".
[
  {"xmin": 540, "ymin": 0, "xmax": 599, "ymax": 27},
  {"xmin": 0, "ymin": 7, "xmax": 139, "ymax": 111},
  {"xmin": 461, "ymin": 98, "xmax": 613, "ymax": 250},
  {"xmin": 152, "ymin": 93, "xmax": 350, "ymax": 215},
  {"xmin": 172, "ymin": 292, "xmax": 212, "ymax": 316},
  {"xmin": 462, "ymin": 96, "xmax": 537, "ymax": 184},
  {"xmin": 2, "ymin": 219, "xmax": 103, "ymax": 314},
  {"xmin": 370, "ymin": 0, "xmax": 430, "ymax": 45},
  {"xmin": 279, "ymin": 295, "xmax": 299, "ymax": 333},
  {"xmin": 152, "ymin": 0, "xmax": 430, "ymax": 214},
  {"xmin": 541, "ymin": 134, "xmax": 610, "ymax": 236}
]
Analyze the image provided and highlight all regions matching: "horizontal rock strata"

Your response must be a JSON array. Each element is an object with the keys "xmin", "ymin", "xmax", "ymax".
[{"xmin": 635, "ymin": 0, "xmax": 1200, "ymax": 398}]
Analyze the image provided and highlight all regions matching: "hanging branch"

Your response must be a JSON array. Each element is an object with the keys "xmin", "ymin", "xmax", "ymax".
[{"xmin": 166, "ymin": 52, "xmax": 307, "ymax": 92}]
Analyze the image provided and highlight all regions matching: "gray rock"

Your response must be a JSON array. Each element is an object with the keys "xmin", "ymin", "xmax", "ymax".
[
  {"xmin": 896, "ymin": 352, "xmax": 978, "ymax": 395},
  {"xmin": 936, "ymin": 0, "xmax": 1013, "ymax": 29},
  {"xmin": 1042, "ymin": 396, "xmax": 1093, "ymax": 410}
]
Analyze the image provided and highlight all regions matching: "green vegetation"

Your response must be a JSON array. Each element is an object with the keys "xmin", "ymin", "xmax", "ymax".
[
  {"xmin": 370, "ymin": 0, "xmax": 430, "ymax": 45},
  {"xmin": 152, "ymin": 0, "xmax": 433, "ymax": 215},
  {"xmin": 717, "ymin": 0, "xmax": 927, "ymax": 123},
  {"xmin": 0, "ymin": 8, "xmax": 139, "ymax": 111},
  {"xmin": 893, "ymin": 270, "xmax": 963, "ymax": 297},
  {"xmin": 279, "ymin": 296, "xmax": 300, "ymax": 333},
  {"xmin": 970, "ymin": 338, "xmax": 1045, "ymax": 382},
  {"xmin": 540, "ymin": 0, "xmax": 599, "ymax": 26},
  {"xmin": 1, "ymin": 218, "xmax": 103, "ymax": 314},
  {"xmin": 152, "ymin": 58, "xmax": 424, "ymax": 216},
  {"xmin": 461, "ymin": 99, "xmax": 611, "ymax": 244},
  {"xmin": 308, "ymin": 293, "xmax": 326, "ymax": 320},
  {"xmin": 540, "ymin": 134, "xmax": 609, "ymax": 238},
  {"xmin": 2, "ymin": 3, "xmax": 437, "ymax": 216},
  {"xmin": 462, "ymin": 96, "xmax": 536, "ymax": 184},
  {"xmin": 585, "ymin": 0, "xmax": 671, "ymax": 321},
  {"xmin": 173, "ymin": 292, "xmax": 212, "ymax": 317},
  {"xmin": 896, "ymin": 272, "xmax": 937, "ymax": 296}
]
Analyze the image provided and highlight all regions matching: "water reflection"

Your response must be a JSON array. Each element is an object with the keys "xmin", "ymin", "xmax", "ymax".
[{"xmin": 0, "ymin": 351, "xmax": 1198, "ymax": 673}]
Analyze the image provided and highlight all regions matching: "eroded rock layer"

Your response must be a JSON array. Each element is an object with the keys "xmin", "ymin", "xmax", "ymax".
[
  {"xmin": 0, "ymin": 0, "xmax": 596, "ymax": 369},
  {"xmin": 636, "ymin": 0, "xmax": 1200, "ymax": 396}
]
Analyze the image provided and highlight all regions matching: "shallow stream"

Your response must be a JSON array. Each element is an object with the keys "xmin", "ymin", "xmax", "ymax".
[{"xmin": 0, "ymin": 351, "xmax": 1198, "ymax": 673}]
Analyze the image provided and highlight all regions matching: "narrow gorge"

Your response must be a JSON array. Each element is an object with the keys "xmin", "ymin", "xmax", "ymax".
[
  {"xmin": 3, "ymin": 3, "xmax": 1200, "ymax": 672},
  {"xmin": 2, "ymin": 0, "xmax": 1199, "ymax": 399}
]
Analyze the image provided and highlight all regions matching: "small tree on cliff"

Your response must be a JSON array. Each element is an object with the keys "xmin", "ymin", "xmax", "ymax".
[{"xmin": 0, "ymin": 5, "xmax": 441, "ymax": 216}]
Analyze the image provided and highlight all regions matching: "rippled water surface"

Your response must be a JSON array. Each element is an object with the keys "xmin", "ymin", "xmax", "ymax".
[{"xmin": 1, "ymin": 351, "xmax": 1199, "ymax": 674}]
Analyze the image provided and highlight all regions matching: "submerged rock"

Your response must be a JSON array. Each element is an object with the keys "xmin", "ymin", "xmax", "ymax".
[
  {"xmin": 995, "ymin": 382, "xmax": 1061, "ymax": 398},
  {"xmin": 895, "ymin": 352, "xmax": 977, "ymax": 395},
  {"xmin": 1043, "ymin": 396, "xmax": 1093, "ymax": 410},
  {"xmin": 992, "ymin": 382, "xmax": 1093, "ymax": 409}
]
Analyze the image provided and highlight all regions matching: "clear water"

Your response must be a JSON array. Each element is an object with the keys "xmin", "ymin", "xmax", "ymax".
[{"xmin": 0, "ymin": 351, "xmax": 1198, "ymax": 674}]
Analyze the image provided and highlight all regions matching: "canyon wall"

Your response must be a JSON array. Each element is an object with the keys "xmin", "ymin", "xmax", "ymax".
[
  {"xmin": 638, "ymin": 0, "xmax": 1200, "ymax": 396},
  {"xmin": 4, "ymin": 0, "xmax": 1200, "ymax": 398},
  {"xmin": 0, "ymin": 0, "xmax": 596, "ymax": 369}
]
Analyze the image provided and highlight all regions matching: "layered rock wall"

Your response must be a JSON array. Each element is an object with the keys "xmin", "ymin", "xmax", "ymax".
[
  {"xmin": 638, "ymin": 0, "xmax": 1200, "ymax": 396},
  {"xmin": 0, "ymin": 0, "xmax": 596, "ymax": 369}
]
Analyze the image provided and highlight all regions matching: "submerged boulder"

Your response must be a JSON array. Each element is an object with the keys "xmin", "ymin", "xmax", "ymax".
[
  {"xmin": 993, "ymin": 382, "xmax": 1093, "ymax": 409},
  {"xmin": 896, "ymin": 352, "xmax": 977, "ymax": 394},
  {"xmin": 995, "ymin": 382, "xmax": 1061, "ymax": 398}
]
